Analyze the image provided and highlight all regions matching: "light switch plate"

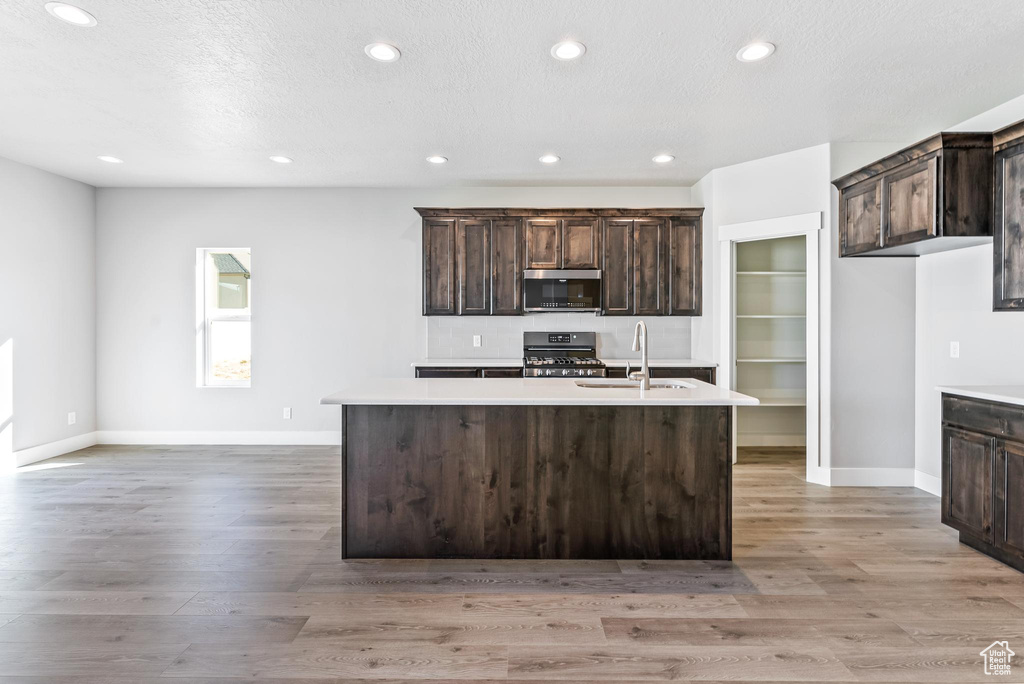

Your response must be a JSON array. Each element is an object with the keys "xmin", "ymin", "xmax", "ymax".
[
  {"xmin": 283, "ymin": 407, "xmax": 292, "ymax": 420},
  {"xmin": 473, "ymin": 335, "xmax": 482, "ymax": 347},
  {"xmin": 67, "ymin": 412, "xmax": 76, "ymax": 426},
  {"xmin": 950, "ymin": 341, "xmax": 960, "ymax": 359}
]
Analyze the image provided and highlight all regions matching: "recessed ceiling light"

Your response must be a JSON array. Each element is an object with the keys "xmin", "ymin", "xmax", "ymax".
[
  {"xmin": 653, "ymin": 154, "xmax": 675, "ymax": 164},
  {"xmin": 550, "ymin": 40, "xmax": 586, "ymax": 61},
  {"xmin": 736, "ymin": 41, "xmax": 775, "ymax": 62},
  {"xmin": 364, "ymin": 43, "xmax": 401, "ymax": 63},
  {"xmin": 426, "ymin": 156, "xmax": 448, "ymax": 164},
  {"xmin": 97, "ymin": 155, "xmax": 123, "ymax": 164},
  {"xmin": 269, "ymin": 156, "xmax": 293, "ymax": 164},
  {"xmin": 44, "ymin": 2, "xmax": 97, "ymax": 27},
  {"xmin": 539, "ymin": 154, "xmax": 560, "ymax": 164}
]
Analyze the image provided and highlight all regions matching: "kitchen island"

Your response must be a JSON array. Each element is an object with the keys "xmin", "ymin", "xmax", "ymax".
[{"xmin": 321, "ymin": 378, "xmax": 757, "ymax": 560}]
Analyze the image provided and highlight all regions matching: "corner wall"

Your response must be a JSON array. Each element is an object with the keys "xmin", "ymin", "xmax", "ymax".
[{"xmin": 0, "ymin": 156, "xmax": 96, "ymax": 465}]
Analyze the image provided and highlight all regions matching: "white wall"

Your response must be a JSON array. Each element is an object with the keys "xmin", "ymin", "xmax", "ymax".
[
  {"xmin": 692, "ymin": 143, "xmax": 918, "ymax": 474},
  {"xmin": 914, "ymin": 94, "xmax": 1024, "ymax": 481},
  {"xmin": 0, "ymin": 156, "xmax": 96, "ymax": 460},
  {"xmin": 95, "ymin": 186, "xmax": 689, "ymax": 438}
]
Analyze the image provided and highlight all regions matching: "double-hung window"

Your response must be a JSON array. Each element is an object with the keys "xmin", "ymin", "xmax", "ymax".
[{"xmin": 196, "ymin": 249, "xmax": 251, "ymax": 387}]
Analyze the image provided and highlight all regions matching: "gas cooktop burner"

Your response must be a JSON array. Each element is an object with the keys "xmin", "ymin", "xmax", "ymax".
[{"xmin": 522, "ymin": 332, "xmax": 607, "ymax": 378}]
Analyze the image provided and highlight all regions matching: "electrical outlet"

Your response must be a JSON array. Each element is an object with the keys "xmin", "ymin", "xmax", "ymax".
[
  {"xmin": 67, "ymin": 412, "xmax": 76, "ymax": 426},
  {"xmin": 283, "ymin": 407, "xmax": 292, "ymax": 420},
  {"xmin": 950, "ymin": 341, "xmax": 960, "ymax": 359},
  {"xmin": 472, "ymin": 335, "xmax": 482, "ymax": 347}
]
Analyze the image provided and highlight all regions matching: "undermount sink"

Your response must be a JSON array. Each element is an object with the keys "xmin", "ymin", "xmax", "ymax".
[{"xmin": 575, "ymin": 379, "xmax": 696, "ymax": 390}]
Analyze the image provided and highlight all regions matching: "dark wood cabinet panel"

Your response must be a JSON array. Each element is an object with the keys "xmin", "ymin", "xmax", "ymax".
[
  {"xmin": 607, "ymin": 366, "xmax": 716, "ymax": 384},
  {"xmin": 668, "ymin": 218, "xmax": 702, "ymax": 316},
  {"xmin": 524, "ymin": 219, "xmax": 562, "ymax": 269},
  {"xmin": 942, "ymin": 427, "xmax": 994, "ymax": 544},
  {"xmin": 562, "ymin": 218, "xmax": 601, "ymax": 269},
  {"xmin": 481, "ymin": 367, "xmax": 524, "ymax": 378},
  {"xmin": 602, "ymin": 219, "xmax": 633, "ymax": 315},
  {"xmin": 633, "ymin": 219, "xmax": 666, "ymax": 316},
  {"xmin": 423, "ymin": 219, "xmax": 457, "ymax": 315},
  {"xmin": 456, "ymin": 219, "xmax": 491, "ymax": 315},
  {"xmin": 995, "ymin": 440, "xmax": 1024, "ymax": 558},
  {"xmin": 414, "ymin": 367, "xmax": 481, "ymax": 378},
  {"xmin": 490, "ymin": 219, "xmax": 523, "ymax": 315},
  {"xmin": 882, "ymin": 155, "xmax": 937, "ymax": 248},
  {"xmin": 839, "ymin": 178, "xmax": 882, "ymax": 257},
  {"xmin": 994, "ymin": 126, "xmax": 1024, "ymax": 310},
  {"xmin": 417, "ymin": 208, "xmax": 704, "ymax": 317},
  {"xmin": 344, "ymin": 403, "xmax": 731, "ymax": 559},
  {"xmin": 833, "ymin": 132, "xmax": 992, "ymax": 257}
]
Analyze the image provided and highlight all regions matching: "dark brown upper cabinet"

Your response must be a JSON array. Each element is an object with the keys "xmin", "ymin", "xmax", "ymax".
[
  {"xmin": 416, "ymin": 208, "xmax": 703, "ymax": 317},
  {"xmin": 562, "ymin": 218, "xmax": 601, "ymax": 269},
  {"xmin": 668, "ymin": 218, "xmax": 702, "ymax": 316},
  {"xmin": 994, "ymin": 119, "xmax": 1024, "ymax": 311},
  {"xmin": 524, "ymin": 219, "xmax": 562, "ymax": 269},
  {"xmin": 602, "ymin": 219, "xmax": 634, "ymax": 315},
  {"xmin": 524, "ymin": 217, "xmax": 600, "ymax": 269},
  {"xmin": 633, "ymin": 219, "xmax": 667, "ymax": 316},
  {"xmin": 490, "ymin": 219, "xmax": 523, "ymax": 315},
  {"xmin": 833, "ymin": 132, "xmax": 993, "ymax": 257},
  {"xmin": 422, "ymin": 218, "xmax": 456, "ymax": 315},
  {"xmin": 456, "ymin": 219, "xmax": 491, "ymax": 315}
]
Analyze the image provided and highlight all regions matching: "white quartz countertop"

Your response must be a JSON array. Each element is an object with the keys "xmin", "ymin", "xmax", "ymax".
[
  {"xmin": 322, "ymin": 377, "xmax": 757, "ymax": 407},
  {"xmin": 412, "ymin": 358, "xmax": 717, "ymax": 368},
  {"xmin": 938, "ymin": 385, "xmax": 1024, "ymax": 408}
]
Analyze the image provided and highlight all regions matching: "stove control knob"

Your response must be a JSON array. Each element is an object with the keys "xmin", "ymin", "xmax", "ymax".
[{"xmin": 562, "ymin": 369, "xmax": 568, "ymax": 376}]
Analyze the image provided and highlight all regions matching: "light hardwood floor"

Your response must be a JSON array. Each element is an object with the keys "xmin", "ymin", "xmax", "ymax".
[{"xmin": 0, "ymin": 445, "xmax": 1021, "ymax": 681}]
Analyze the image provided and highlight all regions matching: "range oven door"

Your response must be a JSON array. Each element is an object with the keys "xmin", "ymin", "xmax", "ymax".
[{"xmin": 523, "ymin": 270, "xmax": 602, "ymax": 312}]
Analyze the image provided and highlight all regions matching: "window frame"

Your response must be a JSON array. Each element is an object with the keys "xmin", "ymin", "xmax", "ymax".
[{"xmin": 196, "ymin": 248, "xmax": 252, "ymax": 389}]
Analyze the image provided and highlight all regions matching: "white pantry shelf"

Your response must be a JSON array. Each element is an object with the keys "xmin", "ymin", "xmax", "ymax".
[
  {"xmin": 736, "ymin": 358, "xmax": 806, "ymax": 363},
  {"xmin": 736, "ymin": 271, "xmax": 807, "ymax": 276},
  {"xmin": 739, "ymin": 389, "xmax": 807, "ymax": 407},
  {"xmin": 736, "ymin": 314, "xmax": 806, "ymax": 319}
]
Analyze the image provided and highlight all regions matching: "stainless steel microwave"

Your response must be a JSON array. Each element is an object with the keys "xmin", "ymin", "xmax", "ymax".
[{"xmin": 523, "ymin": 270, "xmax": 602, "ymax": 312}]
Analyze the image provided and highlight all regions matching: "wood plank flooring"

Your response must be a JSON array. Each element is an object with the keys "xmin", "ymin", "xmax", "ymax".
[{"xmin": 0, "ymin": 445, "xmax": 1021, "ymax": 681}]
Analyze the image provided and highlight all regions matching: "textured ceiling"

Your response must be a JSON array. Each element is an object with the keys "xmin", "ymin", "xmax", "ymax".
[{"xmin": 2, "ymin": 0, "xmax": 1024, "ymax": 187}]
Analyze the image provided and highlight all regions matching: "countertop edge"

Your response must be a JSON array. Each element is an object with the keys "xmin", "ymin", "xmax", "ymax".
[
  {"xmin": 937, "ymin": 385, "xmax": 1024, "ymax": 409},
  {"xmin": 412, "ymin": 358, "xmax": 719, "ymax": 368}
]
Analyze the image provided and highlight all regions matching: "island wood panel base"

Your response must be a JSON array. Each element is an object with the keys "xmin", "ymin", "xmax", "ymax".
[{"xmin": 342, "ymin": 404, "xmax": 731, "ymax": 560}]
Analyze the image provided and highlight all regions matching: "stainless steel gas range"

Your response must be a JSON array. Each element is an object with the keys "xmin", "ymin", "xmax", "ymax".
[{"xmin": 522, "ymin": 331, "xmax": 607, "ymax": 378}]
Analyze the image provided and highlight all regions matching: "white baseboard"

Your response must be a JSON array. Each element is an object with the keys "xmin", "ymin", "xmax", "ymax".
[
  {"xmin": 14, "ymin": 431, "xmax": 99, "ymax": 468},
  {"xmin": 914, "ymin": 469, "xmax": 941, "ymax": 496},
  {"xmin": 737, "ymin": 434, "xmax": 806, "ymax": 447},
  {"xmin": 95, "ymin": 430, "xmax": 340, "ymax": 446},
  {"xmin": 828, "ymin": 467, "xmax": 915, "ymax": 487}
]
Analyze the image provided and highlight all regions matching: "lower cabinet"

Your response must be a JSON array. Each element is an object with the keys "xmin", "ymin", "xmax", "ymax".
[
  {"xmin": 606, "ymin": 366, "xmax": 716, "ymax": 384},
  {"xmin": 414, "ymin": 366, "xmax": 523, "ymax": 379},
  {"xmin": 941, "ymin": 393, "xmax": 1024, "ymax": 572}
]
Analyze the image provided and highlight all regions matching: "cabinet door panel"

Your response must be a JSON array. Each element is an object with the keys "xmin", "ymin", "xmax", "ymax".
[
  {"xmin": 525, "ymin": 219, "xmax": 562, "ymax": 269},
  {"xmin": 423, "ymin": 219, "xmax": 457, "ymax": 315},
  {"xmin": 562, "ymin": 218, "xmax": 601, "ymax": 269},
  {"xmin": 883, "ymin": 155, "xmax": 938, "ymax": 247},
  {"xmin": 994, "ymin": 142, "xmax": 1024, "ymax": 310},
  {"xmin": 942, "ymin": 427, "xmax": 993, "ymax": 543},
  {"xmin": 650, "ymin": 367, "xmax": 715, "ymax": 384},
  {"xmin": 634, "ymin": 219, "xmax": 666, "ymax": 315},
  {"xmin": 456, "ymin": 219, "xmax": 491, "ymax": 315},
  {"xmin": 995, "ymin": 440, "xmax": 1024, "ymax": 556},
  {"xmin": 840, "ymin": 178, "xmax": 882, "ymax": 256},
  {"xmin": 602, "ymin": 220, "xmax": 633, "ymax": 315},
  {"xmin": 491, "ymin": 219, "xmax": 523, "ymax": 315},
  {"xmin": 668, "ymin": 218, "xmax": 702, "ymax": 316},
  {"xmin": 415, "ymin": 367, "xmax": 481, "ymax": 378}
]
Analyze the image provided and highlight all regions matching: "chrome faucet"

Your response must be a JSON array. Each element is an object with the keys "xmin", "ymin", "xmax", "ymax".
[{"xmin": 630, "ymin": 321, "xmax": 650, "ymax": 390}]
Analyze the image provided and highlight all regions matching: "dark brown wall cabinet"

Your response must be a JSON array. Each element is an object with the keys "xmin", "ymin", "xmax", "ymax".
[
  {"xmin": 941, "ymin": 393, "xmax": 1024, "ymax": 573},
  {"xmin": 833, "ymin": 133, "xmax": 993, "ymax": 257},
  {"xmin": 994, "ymin": 120, "xmax": 1024, "ymax": 311},
  {"xmin": 524, "ymin": 217, "xmax": 601, "ymax": 269},
  {"xmin": 417, "ymin": 208, "xmax": 703, "ymax": 317}
]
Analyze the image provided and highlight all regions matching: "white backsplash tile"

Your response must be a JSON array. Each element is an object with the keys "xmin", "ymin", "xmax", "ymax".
[{"xmin": 426, "ymin": 315, "xmax": 692, "ymax": 359}]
